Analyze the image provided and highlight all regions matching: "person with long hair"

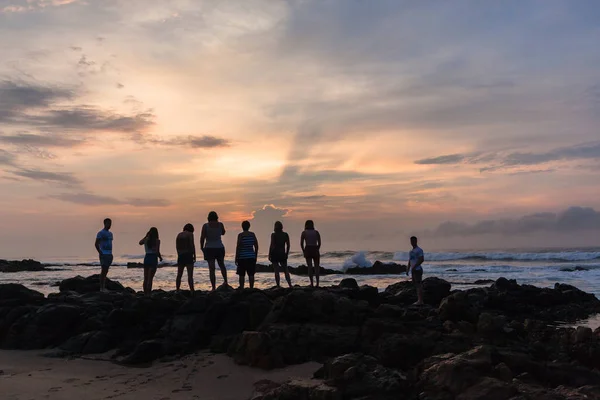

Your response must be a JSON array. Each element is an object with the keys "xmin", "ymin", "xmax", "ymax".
[
  {"xmin": 176, "ymin": 223, "xmax": 196, "ymax": 294},
  {"xmin": 200, "ymin": 211, "xmax": 228, "ymax": 290},
  {"xmin": 300, "ymin": 220, "xmax": 321, "ymax": 287},
  {"xmin": 139, "ymin": 227, "xmax": 162, "ymax": 295},
  {"xmin": 269, "ymin": 221, "xmax": 292, "ymax": 288},
  {"xmin": 235, "ymin": 220, "xmax": 258, "ymax": 289}
]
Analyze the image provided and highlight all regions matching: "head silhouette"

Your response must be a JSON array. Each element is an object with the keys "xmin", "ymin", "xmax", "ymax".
[
  {"xmin": 274, "ymin": 221, "xmax": 283, "ymax": 233},
  {"xmin": 208, "ymin": 211, "xmax": 219, "ymax": 222},
  {"xmin": 183, "ymin": 223, "xmax": 194, "ymax": 233},
  {"xmin": 147, "ymin": 227, "xmax": 159, "ymax": 247},
  {"xmin": 410, "ymin": 236, "xmax": 418, "ymax": 248},
  {"xmin": 241, "ymin": 220, "xmax": 251, "ymax": 231},
  {"xmin": 103, "ymin": 218, "xmax": 112, "ymax": 230},
  {"xmin": 305, "ymin": 220, "xmax": 315, "ymax": 230}
]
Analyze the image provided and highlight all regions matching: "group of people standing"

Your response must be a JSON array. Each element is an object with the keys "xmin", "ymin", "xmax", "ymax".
[{"xmin": 94, "ymin": 212, "xmax": 323, "ymax": 294}]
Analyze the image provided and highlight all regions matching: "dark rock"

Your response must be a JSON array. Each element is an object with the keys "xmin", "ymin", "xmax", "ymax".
[
  {"xmin": 259, "ymin": 379, "xmax": 340, "ymax": 400},
  {"xmin": 59, "ymin": 331, "xmax": 113, "ymax": 354},
  {"xmin": 439, "ymin": 292, "xmax": 479, "ymax": 323},
  {"xmin": 384, "ymin": 277, "xmax": 451, "ymax": 306},
  {"xmin": 0, "ymin": 284, "xmax": 44, "ymax": 306},
  {"xmin": 560, "ymin": 267, "xmax": 589, "ymax": 272},
  {"xmin": 346, "ymin": 261, "xmax": 407, "ymax": 275},
  {"xmin": 0, "ymin": 259, "xmax": 48, "ymax": 273},
  {"xmin": 59, "ymin": 275, "xmax": 129, "ymax": 294},
  {"xmin": 339, "ymin": 278, "xmax": 359, "ymax": 290},
  {"xmin": 121, "ymin": 339, "xmax": 165, "ymax": 364},
  {"xmin": 455, "ymin": 377, "xmax": 517, "ymax": 400}
]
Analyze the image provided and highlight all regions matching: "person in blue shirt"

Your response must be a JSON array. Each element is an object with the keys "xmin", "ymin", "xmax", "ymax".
[
  {"xmin": 94, "ymin": 218, "xmax": 113, "ymax": 292},
  {"xmin": 406, "ymin": 236, "xmax": 425, "ymax": 305}
]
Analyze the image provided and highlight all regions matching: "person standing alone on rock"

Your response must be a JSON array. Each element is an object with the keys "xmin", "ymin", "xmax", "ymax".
[
  {"xmin": 235, "ymin": 220, "xmax": 259, "ymax": 289},
  {"xmin": 407, "ymin": 236, "xmax": 425, "ymax": 305},
  {"xmin": 201, "ymin": 211, "xmax": 228, "ymax": 290},
  {"xmin": 301, "ymin": 220, "xmax": 321, "ymax": 287},
  {"xmin": 95, "ymin": 218, "xmax": 113, "ymax": 292},
  {"xmin": 139, "ymin": 227, "xmax": 163, "ymax": 295},
  {"xmin": 176, "ymin": 223, "xmax": 196, "ymax": 294},
  {"xmin": 269, "ymin": 221, "xmax": 292, "ymax": 288}
]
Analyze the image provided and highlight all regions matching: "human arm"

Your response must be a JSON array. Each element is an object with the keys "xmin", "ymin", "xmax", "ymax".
[
  {"xmin": 254, "ymin": 233, "xmax": 259, "ymax": 258},
  {"xmin": 235, "ymin": 234, "xmax": 242, "ymax": 265},
  {"xmin": 200, "ymin": 224, "xmax": 206, "ymax": 250},
  {"xmin": 139, "ymin": 235, "xmax": 147, "ymax": 246},
  {"xmin": 285, "ymin": 233, "xmax": 290, "ymax": 257},
  {"xmin": 220, "ymin": 222, "xmax": 226, "ymax": 235},
  {"xmin": 157, "ymin": 239, "xmax": 163, "ymax": 262},
  {"xmin": 300, "ymin": 231, "xmax": 306, "ymax": 252},
  {"xmin": 268, "ymin": 233, "xmax": 275, "ymax": 262},
  {"xmin": 191, "ymin": 234, "xmax": 196, "ymax": 262},
  {"xmin": 94, "ymin": 238, "xmax": 101, "ymax": 255},
  {"xmin": 316, "ymin": 231, "xmax": 321, "ymax": 250}
]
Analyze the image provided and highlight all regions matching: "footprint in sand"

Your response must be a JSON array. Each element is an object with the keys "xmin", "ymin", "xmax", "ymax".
[
  {"xmin": 64, "ymin": 378, "xmax": 80, "ymax": 383},
  {"xmin": 48, "ymin": 387, "xmax": 62, "ymax": 392},
  {"xmin": 216, "ymin": 375, "xmax": 228, "ymax": 379}
]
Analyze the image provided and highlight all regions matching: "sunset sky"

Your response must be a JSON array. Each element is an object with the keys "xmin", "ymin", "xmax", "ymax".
[{"xmin": 1, "ymin": 0, "xmax": 599, "ymax": 258}]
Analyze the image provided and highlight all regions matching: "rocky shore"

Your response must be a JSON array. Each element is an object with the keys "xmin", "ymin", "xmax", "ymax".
[
  {"xmin": 0, "ymin": 259, "xmax": 50, "ymax": 273},
  {"xmin": 1, "ymin": 276, "xmax": 600, "ymax": 399}
]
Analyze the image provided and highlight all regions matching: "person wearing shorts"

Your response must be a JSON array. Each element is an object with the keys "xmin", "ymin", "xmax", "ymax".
[
  {"xmin": 300, "ymin": 220, "xmax": 321, "ymax": 287},
  {"xmin": 139, "ymin": 227, "xmax": 162, "ymax": 295},
  {"xmin": 235, "ymin": 220, "xmax": 258, "ymax": 289},
  {"xmin": 95, "ymin": 218, "xmax": 113, "ymax": 292},
  {"xmin": 407, "ymin": 236, "xmax": 425, "ymax": 305},
  {"xmin": 269, "ymin": 221, "xmax": 291, "ymax": 288},
  {"xmin": 201, "ymin": 211, "xmax": 228, "ymax": 290},
  {"xmin": 176, "ymin": 223, "xmax": 196, "ymax": 294}
]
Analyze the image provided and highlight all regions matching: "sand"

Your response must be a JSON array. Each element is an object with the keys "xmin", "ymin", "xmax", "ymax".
[{"xmin": 0, "ymin": 350, "xmax": 320, "ymax": 400}]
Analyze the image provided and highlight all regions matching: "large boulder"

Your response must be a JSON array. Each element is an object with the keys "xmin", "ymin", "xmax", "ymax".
[
  {"xmin": 438, "ymin": 291, "xmax": 480, "ymax": 323},
  {"xmin": 0, "ymin": 284, "xmax": 44, "ymax": 306},
  {"xmin": 59, "ymin": 275, "xmax": 129, "ymax": 294},
  {"xmin": 383, "ymin": 277, "xmax": 451, "ymax": 306},
  {"xmin": 0, "ymin": 259, "xmax": 47, "ymax": 273}
]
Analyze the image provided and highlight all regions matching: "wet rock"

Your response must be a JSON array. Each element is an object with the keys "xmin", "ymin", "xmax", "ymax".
[
  {"xmin": 59, "ymin": 275, "xmax": 130, "ymax": 294},
  {"xmin": 0, "ymin": 259, "xmax": 47, "ymax": 273},
  {"xmin": 338, "ymin": 278, "xmax": 359, "ymax": 290},
  {"xmin": 346, "ymin": 261, "xmax": 407, "ymax": 275}
]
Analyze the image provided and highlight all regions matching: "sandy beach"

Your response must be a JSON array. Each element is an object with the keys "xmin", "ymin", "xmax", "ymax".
[{"xmin": 0, "ymin": 350, "xmax": 320, "ymax": 400}]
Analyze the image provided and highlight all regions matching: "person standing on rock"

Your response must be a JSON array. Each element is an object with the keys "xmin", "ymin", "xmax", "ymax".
[
  {"xmin": 139, "ymin": 227, "xmax": 163, "ymax": 295},
  {"xmin": 95, "ymin": 218, "xmax": 113, "ymax": 292},
  {"xmin": 176, "ymin": 223, "xmax": 196, "ymax": 294},
  {"xmin": 269, "ymin": 221, "xmax": 292, "ymax": 288},
  {"xmin": 201, "ymin": 211, "xmax": 228, "ymax": 290},
  {"xmin": 301, "ymin": 220, "xmax": 321, "ymax": 287},
  {"xmin": 407, "ymin": 236, "xmax": 425, "ymax": 305},
  {"xmin": 235, "ymin": 220, "xmax": 259, "ymax": 289}
]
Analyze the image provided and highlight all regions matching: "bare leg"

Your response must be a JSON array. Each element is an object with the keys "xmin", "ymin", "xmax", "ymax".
[
  {"xmin": 249, "ymin": 274, "xmax": 255, "ymax": 289},
  {"xmin": 306, "ymin": 257, "xmax": 314, "ymax": 287},
  {"xmin": 217, "ymin": 258, "xmax": 228, "ymax": 286},
  {"xmin": 274, "ymin": 262, "xmax": 281, "ymax": 287},
  {"xmin": 314, "ymin": 254, "xmax": 321, "ymax": 287},
  {"xmin": 416, "ymin": 283, "xmax": 424, "ymax": 305},
  {"xmin": 208, "ymin": 260, "xmax": 216, "ymax": 290},
  {"xmin": 186, "ymin": 265, "xmax": 195, "ymax": 294},
  {"xmin": 100, "ymin": 267, "xmax": 109, "ymax": 291},
  {"xmin": 148, "ymin": 268, "xmax": 157, "ymax": 294},
  {"xmin": 176, "ymin": 265, "xmax": 185, "ymax": 291},
  {"xmin": 282, "ymin": 260, "xmax": 292, "ymax": 288},
  {"xmin": 239, "ymin": 272, "xmax": 245, "ymax": 289},
  {"xmin": 143, "ymin": 267, "xmax": 149, "ymax": 294}
]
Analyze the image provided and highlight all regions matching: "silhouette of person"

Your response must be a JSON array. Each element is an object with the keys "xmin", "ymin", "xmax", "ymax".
[
  {"xmin": 201, "ymin": 211, "xmax": 228, "ymax": 290},
  {"xmin": 300, "ymin": 220, "xmax": 321, "ymax": 287},
  {"xmin": 407, "ymin": 236, "xmax": 425, "ymax": 305},
  {"xmin": 94, "ymin": 218, "xmax": 113, "ymax": 292},
  {"xmin": 235, "ymin": 220, "xmax": 258, "ymax": 289},
  {"xmin": 139, "ymin": 227, "xmax": 162, "ymax": 295},
  {"xmin": 269, "ymin": 221, "xmax": 292, "ymax": 288},
  {"xmin": 176, "ymin": 223, "xmax": 196, "ymax": 294}
]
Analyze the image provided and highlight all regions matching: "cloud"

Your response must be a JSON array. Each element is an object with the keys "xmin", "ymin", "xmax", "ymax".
[
  {"xmin": 48, "ymin": 192, "xmax": 170, "ymax": 207},
  {"xmin": 432, "ymin": 206, "xmax": 600, "ymax": 236},
  {"xmin": 11, "ymin": 168, "xmax": 81, "ymax": 185},
  {"xmin": 0, "ymin": 132, "xmax": 84, "ymax": 147},
  {"xmin": 0, "ymin": 149, "xmax": 16, "ymax": 165},
  {"xmin": 158, "ymin": 135, "xmax": 231, "ymax": 149},
  {"xmin": 250, "ymin": 204, "xmax": 291, "ymax": 221},
  {"xmin": 0, "ymin": 80, "xmax": 74, "ymax": 120},
  {"xmin": 415, "ymin": 142, "xmax": 600, "ymax": 171}
]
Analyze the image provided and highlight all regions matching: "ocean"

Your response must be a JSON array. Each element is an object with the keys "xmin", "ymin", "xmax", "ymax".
[{"xmin": 4, "ymin": 247, "xmax": 600, "ymax": 300}]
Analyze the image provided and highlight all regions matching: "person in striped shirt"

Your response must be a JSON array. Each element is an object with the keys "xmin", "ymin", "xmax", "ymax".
[{"xmin": 235, "ymin": 220, "xmax": 259, "ymax": 289}]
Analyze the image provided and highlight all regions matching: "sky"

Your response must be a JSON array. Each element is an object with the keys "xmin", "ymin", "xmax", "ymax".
[{"xmin": 1, "ymin": 0, "xmax": 599, "ymax": 258}]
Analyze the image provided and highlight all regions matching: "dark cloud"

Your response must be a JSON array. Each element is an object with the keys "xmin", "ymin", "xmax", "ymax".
[
  {"xmin": 27, "ymin": 107, "xmax": 155, "ymax": 132},
  {"xmin": 12, "ymin": 168, "xmax": 81, "ymax": 185},
  {"xmin": 155, "ymin": 135, "xmax": 230, "ymax": 149},
  {"xmin": 48, "ymin": 192, "xmax": 170, "ymax": 207},
  {"xmin": 0, "ymin": 149, "xmax": 16, "ymax": 166},
  {"xmin": 0, "ymin": 133, "xmax": 84, "ymax": 147},
  {"xmin": 116, "ymin": 83, "xmax": 124, "ymax": 89},
  {"xmin": 432, "ymin": 206, "xmax": 600, "ymax": 237},
  {"xmin": 0, "ymin": 80, "xmax": 74, "ymax": 120},
  {"xmin": 415, "ymin": 154, "xmax": 466, "ymax": 165},
  {"xmin": 415, "ymin": 142, "xmax": 600, "ymax": 170}
]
